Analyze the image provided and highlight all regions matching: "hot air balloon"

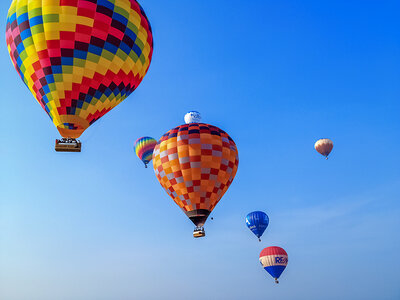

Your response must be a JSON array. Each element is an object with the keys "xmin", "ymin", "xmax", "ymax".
[
  {"xmin": 6, "ymin": 0, "xmax": 153, "ymax": 152},
  {"xmin": 153, "ymin": 123, "xmax": 239, "ymax": 238},
  {"xmin": 314, "ymin": 138, "xmax": 333, "ymax": 159},
  {"xmin": 134, "ymin": 136, "xmax": 157, "ymax": 168},
  {"xmin": 259, "ymin": 246, "xmax": 288, "ymax": 284},
  {"xmin": 246, "ymin": 211, "xmax": 269, "ymax": 242},
  {"xmin": 184, "ymin": 111, "xmax": 201, "ymax": 124}
]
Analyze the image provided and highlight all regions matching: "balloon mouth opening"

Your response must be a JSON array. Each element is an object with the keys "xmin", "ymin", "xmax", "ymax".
[
  {"xmin": 185, "ymin": 209, "xmax": 211, "ymax": 227},
  {"xmin": 56, "ymin": 116, "xmax": 90, "ymax": 138},
  {"xmin": 57, "ymin": 127, "xmax": 85, "ymax": 139}
]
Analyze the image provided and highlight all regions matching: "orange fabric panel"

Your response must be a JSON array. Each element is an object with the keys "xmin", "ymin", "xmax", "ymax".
[{"xmin": 153, "ymin": 123, "xmax": 239, "ymax": 213}]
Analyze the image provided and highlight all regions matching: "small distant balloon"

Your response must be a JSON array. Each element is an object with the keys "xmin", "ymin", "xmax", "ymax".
[
  {"xmin": 246, "ymin": 211, "xmax": 269, "ymax": 241},
  {"xmin": 259, "ymin": 246, "xmax": 288, "ymax": 284},
  {"xmin": 134, "ymin": 137, "xmax": 157, "ymax": 168},
  {"xmin": 314, "ymin": 138, "xmax": 333, "ymax": 159},
  {"xmin": 184, "ymin": 111, "xmax": 201, "ymax": 124}
]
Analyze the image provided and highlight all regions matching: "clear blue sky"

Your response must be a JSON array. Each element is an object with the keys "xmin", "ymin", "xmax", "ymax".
[{"xmin": 1, "ymin": 0, "xmax": 399, "ymax": 299}]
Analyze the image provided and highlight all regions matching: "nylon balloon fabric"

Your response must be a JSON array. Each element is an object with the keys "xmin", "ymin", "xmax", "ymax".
[
  {"xmin": 259, "ymin": 246, "xmax": 288, "ymax": 282},
  {"xmin": 246, "ymin": 211, "xmax": 269, "ymax": 239},
  {"xmin": 314, "ymin": 138, "xmax": 333, "ymax": 158},
  {"xmin": 184, "ymin": 111, "xmax": 201, "ymax": 124},
  {"xmin": 134, "ymin": 136, "xmax": 157, "ymax": 167},
  {"xmin": 152, "ymin": 123, "xmax": 239, "ymax": 227},
  {"xmin": 6, "ymin": 0, "xmax": 153, "ymax": 138}
]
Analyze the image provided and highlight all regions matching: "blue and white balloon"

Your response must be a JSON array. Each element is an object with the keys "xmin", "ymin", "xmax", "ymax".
[
  {"xmin": 246, "ymin": 211, "xmax": 269, "ymax": 241},
  {"xmin": 184, "ymin": 111, "xmax": 202, "ymax": 124}
]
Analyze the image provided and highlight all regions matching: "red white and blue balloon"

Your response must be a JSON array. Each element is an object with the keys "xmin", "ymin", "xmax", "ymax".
[{"xmin": 259, "ymin": 246, "xmax": 288, "ymax": 284}]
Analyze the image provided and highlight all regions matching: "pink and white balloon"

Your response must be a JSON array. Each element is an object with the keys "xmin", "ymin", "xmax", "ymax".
[{"xmin": 314, "ymin": 138, "xmax": 333, "ymax": 159}]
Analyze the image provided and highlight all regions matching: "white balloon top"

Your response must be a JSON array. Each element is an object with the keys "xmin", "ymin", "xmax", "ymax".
[
  {"xmin": 184, "ymin": 111, "xmax": 201, "ymax": 124},
  {"xmin": 314, "ymin": 138, "xmax": 333, "ymax": 149}
]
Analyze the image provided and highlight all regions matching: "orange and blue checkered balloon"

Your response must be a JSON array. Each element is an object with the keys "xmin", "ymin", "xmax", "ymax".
[
  {"xmin": 6, "ymin": 0, "xmax": 153, "ymax": 139},
  {"xmin": 134, "ymin": 136, "xmax": 157, "ymax": 167}
]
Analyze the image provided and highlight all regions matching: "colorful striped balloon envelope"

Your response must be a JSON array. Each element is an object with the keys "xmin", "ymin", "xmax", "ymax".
[
  {"xmin": 6, "ymin": 0, "xmax": 153, "ymax": 139},
  {"xmin": 134, "ymin": 136, "xmax": 157, "ymax": 168}
]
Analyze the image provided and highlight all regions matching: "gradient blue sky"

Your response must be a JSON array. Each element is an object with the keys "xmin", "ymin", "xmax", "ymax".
[{"xmin": 1, "ymin": 0, "xmax": 399, "ymax": 299}]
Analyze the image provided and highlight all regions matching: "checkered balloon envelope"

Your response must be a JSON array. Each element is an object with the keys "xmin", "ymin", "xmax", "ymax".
[
  {"xmin": 152, "ymin": 123, "xmax": 239, "ymax": 237},
  {"xmin": 6, "ymin": 0, "xmax": 153, "ymax": 139}
]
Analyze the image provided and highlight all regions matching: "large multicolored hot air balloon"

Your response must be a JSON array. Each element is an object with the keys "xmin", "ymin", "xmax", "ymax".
[
  {"xmin": 6, "ymin": 0, "xmax": 153, "ymax": 151},
  {"xmin": 246, "ymin": 211, "xmax": 269, "ymax": 242},
  {"xmin": 134, "ymin": 136, "xmax": 157, "ymax": 168},
  {"xmin": 184, "ymin": 111, "xmax": 201, "ymax": 124},
  {"xmin": 314, "ymin": 138, "xmax": 333, "ymax": 159},
  {"xmin": 259, "ymin": 246, "xmax": 288, "ymax": 284},
  {"xmin": 153, "ymin": 123, "xmax": 239, "ymax": 238}
]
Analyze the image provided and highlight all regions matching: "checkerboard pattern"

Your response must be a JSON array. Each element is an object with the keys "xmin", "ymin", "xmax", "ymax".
[
  {"xmin": 6, "ymin": 0, "xmax": 153, "ymax": 138},
  {"xmin": 153, "ymin": 123, "xmax": 239, "ymax": 219}
]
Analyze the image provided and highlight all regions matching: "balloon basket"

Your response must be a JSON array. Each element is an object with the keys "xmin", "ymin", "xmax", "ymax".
[
  {"xmin": 193, "ymin": 227, "xmax": 205, "ymax": 238},
  {"xmin": 55, "ymin": 138, "xmax": 81, "ymax": 152}
]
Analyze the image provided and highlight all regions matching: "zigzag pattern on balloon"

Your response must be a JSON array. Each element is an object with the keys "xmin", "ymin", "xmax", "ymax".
[{"xmin": 6, "ymin": 0, "xmax": 153, "ymax": 138}]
